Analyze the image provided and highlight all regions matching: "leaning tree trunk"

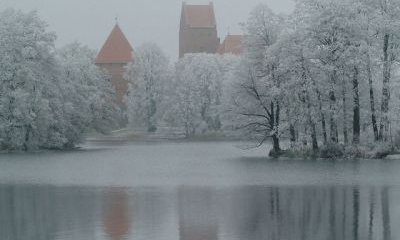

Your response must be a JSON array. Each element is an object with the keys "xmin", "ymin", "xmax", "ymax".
[
  {"xmin": 353, "ymin": 66, "xmax": 360, "ymax": 144},
  {"xmin": 367, "ymin": 53, "xmax": 379, "ymax": 141},
  {"xmin": 379, "ymin": 34, "xmax": 391, "ymax": 141}
]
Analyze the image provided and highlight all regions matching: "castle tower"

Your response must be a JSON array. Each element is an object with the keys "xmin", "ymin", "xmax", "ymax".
[
  {"xmin": 96, "ymin": 24, "xmax": 134, "ymax": 104},
  {"xmin": 179, "ymin": 2, "xmax": 220, "ymax": 58}
]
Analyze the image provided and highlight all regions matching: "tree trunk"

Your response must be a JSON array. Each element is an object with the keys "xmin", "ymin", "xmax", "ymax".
[
  {"xmin": 272, "ymin": 134, "xmax": 280, "ymax": 153},
  {"xmin": 289, "ymin": 124, "xmax": 296, "ymax": 147},
  {"xmin": 286, "ymin": 103, "xmax": 296, "ymax": 147},
  {"xmin": 23, "ymin": 124, "xmax": 31, "ymax": 151},
  {"xmin": 329, "ymin": 71, "xmax": 339, "ymax": 143},
  {"xmin": 310, "ymin": 122, "xmax": 318, "ymax": 151},
  {"xmin": 321, "ymin": 113, "xmax": 328, "ymax": 144},
  {"xmin": 268, "ymin": 101, "xmax": 281, "ymax": 155},
  {"xmin": 329, "ymin": 89, "xmax": 338, "ymax": 143},
  {"xmin": 306, "ymin": 91, "xmax": 318, "ymax": 151},
  {"xmin": 275, "ymin": 101, "xmax": 281, "ymax": 152},
  {"xmin": 342, "ymin": 81, "xmax": 348, "ymax": 145},
  {"xmin": 316, "ymin": 88, "xmax": 327, "ymax": 144},
  {"xmin": 379, "ymin": 34, "xmax": 391, "ymax": 141},
  {"xmin": 310, "ymin": 75, "xmax": 327, "ymax": 144},
  {"xmin": 367, "ymin": 54, "xmax": 379, "ymax": 141},
  {"xmin": 353, "ymin": 66, "xmax": 360, "ymax": 144},
  {"xmin": 300, "ymin": 56, "xmax": 318, "ymax": 150}
]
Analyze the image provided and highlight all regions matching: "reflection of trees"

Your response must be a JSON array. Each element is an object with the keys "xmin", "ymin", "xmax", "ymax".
[
  {"xmin": 217, "ymin": 186, "xmax": 394, "ymax": 240},
  {"xmin": 368, "ymin": 189, "xmax": 375, "ymax": 240},
  {"xmin": 0, "ymin": 185, "xmax": 396, "ymax": 240},
  {"xmin": 381, "ymin": 187, "xmax": 391, "ymax": 240},
  {"xmin": 129, "ymin": 189, "xmax": 177, "ymax": 239},
  {"xmin": 353, "ymin": 187, "xmax": 360, "ymax": 240},
  {"xmin": 0, "ymin": 185, "xmax": 100, "ymax": 240}
]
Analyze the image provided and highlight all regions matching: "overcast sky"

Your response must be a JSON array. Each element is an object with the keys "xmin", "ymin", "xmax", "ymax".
[{"xmin": 0, "ymin": 0, "xmax": 294, "ymax": 60}]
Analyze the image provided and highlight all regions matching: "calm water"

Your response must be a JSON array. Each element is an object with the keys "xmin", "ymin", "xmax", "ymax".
[{"xmin": 0, "ymin": 141, "xmax": 399, "ymax": 240}]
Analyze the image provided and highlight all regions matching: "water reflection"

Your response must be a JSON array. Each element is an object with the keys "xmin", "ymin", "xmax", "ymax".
[
  {"xmin": 178, "ymin": 187, "xmax": 218, "ymax": 240},
  {"xmin": 0, "ymin": 185, "xmax": 397, "ymax": 240},
  {"xmin": 103, "ymin": 190, "xmax": 130, "ymax": 240}
]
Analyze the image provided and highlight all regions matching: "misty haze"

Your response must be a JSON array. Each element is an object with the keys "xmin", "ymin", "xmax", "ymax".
[{"xmin": 0, "ymin": 0, "xmax": 400, "ymax": 240}]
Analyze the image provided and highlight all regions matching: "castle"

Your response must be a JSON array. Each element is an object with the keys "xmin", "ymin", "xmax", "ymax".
[
  {"xmin": 179, "ymin": 2, "xmax": 243, "ymax": 57},
  {"xmin": 96, "ymin": 2, "xmax": 243, "ymax": 103}
]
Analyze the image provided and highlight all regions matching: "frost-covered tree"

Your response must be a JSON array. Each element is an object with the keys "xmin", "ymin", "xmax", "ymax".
[
  {"xmin": 370, "ymin": 0, "xmax": 400, "ymax": 140},
  {"xmin": 225, "ymin": 4, "xmax": 285, "ymax": 154},
  {"xmin": 0, "ymin": 9, "xmax": 61, "ymax": 150},
  {"xmin": 57, "ymin": 42, "xmax": 121, "ymax": 144},
  {"xmin": 165, "ymin": 54, "xmax": 224, "ymax": 138},
  {"xmin": 296, "ymin": 0, "xmax": 400, "ymax": 144},
  {"xmin": 0, "ymin": 9, "xmax": 120, "ymax": 151},
  {"xmin": 226, "ymin": 0, "xmax": 400, "ymax": 156},
  {"xmin": 124, "ymin": 43, "xmax": 169, "ymax": 132}
]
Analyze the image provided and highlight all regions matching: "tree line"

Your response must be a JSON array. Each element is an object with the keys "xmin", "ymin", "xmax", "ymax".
[
  {"xmin": 226, "ymin": 0, "xmax": 400, "ymax": 156},
  {"xmin": 2, "ymin": 0, "xmax": 400, "ymax": 156},
  {"xmin": 125, "ymin": 0, "xmax": 400, "ymax": 157}
]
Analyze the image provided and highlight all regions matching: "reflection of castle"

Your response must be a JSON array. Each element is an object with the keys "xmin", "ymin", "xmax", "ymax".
[
  {"xmin": 0, "ymin": 185, "xmax": 396, "ymax": 240},
  {"xmin": 103, "ymin": 190, "xmax": 131, "ymax": 240},
  {"xmin": 178, "ymin": 187, "xmax": 219, "ymax": 240}
]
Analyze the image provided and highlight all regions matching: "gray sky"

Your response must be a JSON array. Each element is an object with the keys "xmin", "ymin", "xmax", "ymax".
[{"xmin": 0, "ymin": 0, "xmax": 294, "ymax": 60}]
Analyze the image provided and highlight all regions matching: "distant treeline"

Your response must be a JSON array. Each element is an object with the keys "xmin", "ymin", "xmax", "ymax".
[{"xmin": 2, "ymin": 0, "xmax": 400, "ymax": 157}]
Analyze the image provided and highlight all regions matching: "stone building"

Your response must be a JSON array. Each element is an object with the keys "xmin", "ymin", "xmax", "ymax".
[
  {"xmin": 179, "ymin": 2, "xmax": 220, "ymax": 58},
  {"xmin": 95, "ymin": 24, "xmax": 134, "ymax": 104}
]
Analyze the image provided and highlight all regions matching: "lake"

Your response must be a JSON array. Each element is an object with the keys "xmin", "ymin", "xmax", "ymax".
[{"xmin": 0, "ymin": 141, "xmax": 399, "ymax": 240}]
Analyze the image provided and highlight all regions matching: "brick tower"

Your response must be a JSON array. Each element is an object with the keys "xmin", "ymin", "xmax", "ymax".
[
  {"xmin": 96, "ymin": 24, "xmax": 134, "ymax": 104},
  {"xmin": 179, "ymin": 2, "xmax": 220, "ymax": 58}
]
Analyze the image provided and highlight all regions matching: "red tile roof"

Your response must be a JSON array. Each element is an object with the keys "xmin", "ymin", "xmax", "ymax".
[
  {"xmin": 218, "ymin": 35, "xmax": 244, "ymax": 55},
  {"xmin": 183, "ymin": 3, "xmax": 216, "ymax": 28},
  {"xmin": 96, "ymin": 24, "xmax": 133, "ymax": 64}
]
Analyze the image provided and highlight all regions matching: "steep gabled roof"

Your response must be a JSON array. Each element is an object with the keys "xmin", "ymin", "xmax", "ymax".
[
  {"xmin": 218, "ymin": 35, "xmax": 244, "ymax": 55},
  {"xmin": 96, "ymin": 24, "xmax": 133, "ymax": 64},
  {"xmin": 182, "ymin": 2, "xmax": 216, "ymax": 28}
]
